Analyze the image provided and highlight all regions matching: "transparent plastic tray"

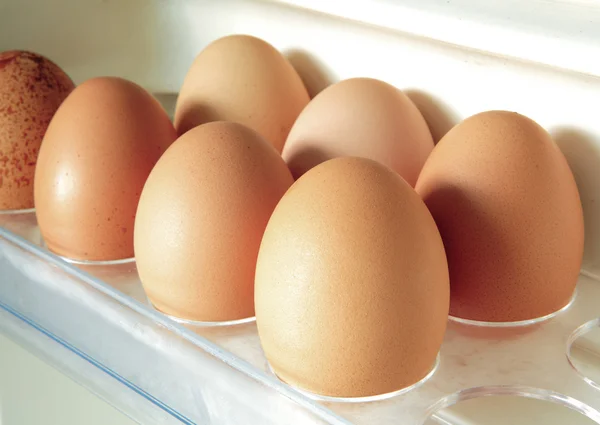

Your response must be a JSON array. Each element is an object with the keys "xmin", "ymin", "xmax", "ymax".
[{"xmin": 2, "ymin": 0, "xmax": 600, "ymax": 424}]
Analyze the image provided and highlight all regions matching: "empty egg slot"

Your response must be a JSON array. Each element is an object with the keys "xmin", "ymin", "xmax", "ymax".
[
  {"xmin": 423, "ymin": 386, "xmax": 600, "ymax": 425},
  {"xmin": 567, "ymin": 318, "xmax": 600, "ymax": 392}
]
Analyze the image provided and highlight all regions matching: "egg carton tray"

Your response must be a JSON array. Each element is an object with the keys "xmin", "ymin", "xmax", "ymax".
[{"xmin": 2, "ymin": 0, "xmax": 600, "ymax": 424}]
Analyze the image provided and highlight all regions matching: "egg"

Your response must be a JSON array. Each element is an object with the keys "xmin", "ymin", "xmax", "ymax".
[
  {"xmin": 174, "ymin": 35, "xmax": 309, "ymax": 152},
  {"xmin": 282, "ymin": 78, "xmax": 433, "ymax": 184},
  {"xmin": 416, "ymin": 111, "xmax": 584, "ymax": 322},
  {"xmin": 0, "ymin": 51, "xmax": 74, "ymax": 210},
  {"xmin": 134, "ymin": 122, "xmax": 294, "ymax": 322},
  {"xmin": 255, "ymin": 157, "xmax": 449, "ymax": 397},
  {"xmin": 34, "ymin": 77, "xmax": 176, "ymax": 261}
]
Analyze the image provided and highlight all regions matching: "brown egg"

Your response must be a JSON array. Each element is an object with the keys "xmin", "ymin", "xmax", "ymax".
[
  {"xmin": 134, "ymin": 122, "xmax": 294, "ymax": 322},
  {"xmin": 35, "ymin": 77, "xmax": 176, "ymax": 261},
  {"xmin": 255, "ymin": 157, "xmax": 449, "ymax": 398},
  {"xmin": 0, "ymin": 51, "xmax": 74, "ymax": 210},
  {"xmin": 416, "ymin": 111, "xmax": 584, "ymax": 322},
  {"xmin": 282, "ymin": 78, "xmax": 433, "ymax": 184},
  {"xmin": 174, "ymin": 35, "xmax": 309, "ymax": 152}
]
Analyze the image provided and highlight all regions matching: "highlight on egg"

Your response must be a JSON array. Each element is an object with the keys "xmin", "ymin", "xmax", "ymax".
[
  {"xmin": 255, "ymin": 156, "xmax": 449, "ymax": 398},
  {"xmin": 416, "ymin": 110, "xmax": 584, "ymax": 323},
  {"xmin": 134, "ymin": 121, "xmax": 294, "ymax": 323},
  {"xmin": 174, "ymin": 34, "xmax": 310, "ymax": 152},
  {"xmin": 282, "ymin": 77, "xmax": 434, "ymax": 184},
  {"xmin": 0, "ymin": 50, "xmax": 74, "ymax": 210},
  {"xmin": 34, "ymin": 77, "xmax": 176, "ymax": 262}
]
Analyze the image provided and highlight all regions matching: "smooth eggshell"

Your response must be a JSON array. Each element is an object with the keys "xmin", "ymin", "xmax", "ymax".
[
  {"xmin": 255, "ymin": 157, "xmax": 449, "ymax": 397},
  {"xmin": 416, "ymin": 111, "xmax": 584, "ymax": 322},
  {"xmin": 35, "ymin": 77, "xmax": 176, "ymax": 261},
  {"xmin": 282, "ymin": 78, "xmax": 433, "ymax": 184},
  {"xmin": 0, "ymin": 51, "xmax": 74, "ymax": 210},
  {"xmin": 174, "ymin": 35, "xmax": 309, "ymax": 152},
  {"xmin": 134, "ymin": 122, "xmax": 294, "ymax": 322}
]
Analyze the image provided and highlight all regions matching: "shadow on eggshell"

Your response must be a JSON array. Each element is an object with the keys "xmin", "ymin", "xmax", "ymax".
[
  {"xmin": 424, "ymin": 183, "xmax": 517, "ymax": 322},
  {"xmin": 552, "ymin": 127, "xmax": 600, "ymax": 277},
  {"xmin": 284, "ymin": 49, "xmax": 336, "ymax": 98},
  {"xmin": 285, "ymin": 143, "xmax": 336, "ymax": 180},
  {"xmin": 405, "ymin": 89, "xmax": 460, "ymax": 144},
  {"xmin": 174, "ymin": 101, "xmax": 222, "ymax": 137}
]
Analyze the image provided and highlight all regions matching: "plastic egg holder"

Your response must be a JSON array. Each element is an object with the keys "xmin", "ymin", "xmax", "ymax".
[
  {"xmin": 263, "ymin": 285, "xmax": 579, "ymax": 405},
  {"xmin": 2, "ymin": 222, "xmax": 599, "ymax": 424},
  {"xmin": 38, "ymin": 237, "xmax": 136, "ymax": 266},
  {"xmin": 0, "ymin": 207, "xmax": 36, "ymax": 214},
  {"xmin": 161, "ymin": 311, "xmax": 256, "ymax": 328},
  {"xmin": 448, "ymin": 290, "xmax": 578, "ymax": 328},
  {"xmin": 1, "ymin": 120, "xmax": 599, "ymax": 424},
  {"xmin": 1, "ymin": 120, "xmax": 599, "ymax": 425},
  {"xmin": 424, "ymin": 385, "xmax": 600, "ymax": 424},
  {"xmin": 55, "ymin": 252, "xmax": 136, "ymax": 266},
  {"xmin": 266, "ymin": 354, "xmax": 441, "ymax": 403},
  {"xmin": 0, "ymin": 208, "xmax": 40, "ymax": 246},
  {"xmin": 567, "ymin": 316, "xmax": 600, "ymax": 392},
  {"xmin": 42, "ymin": 235, "xmax": 258, "ymax": 327}
]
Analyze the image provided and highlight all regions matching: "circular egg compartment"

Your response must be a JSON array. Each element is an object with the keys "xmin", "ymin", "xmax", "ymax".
[
  {"xmin": 57, "ymin": 254, "xmax": 136, "ymax": 266},
  {"xmin": 0, "ymin": 207, "xmax": 35, "ymax": 214},
  {"xmin": 63, "ymin": 253, "xmax": 257, "ymax": 327},
  {"xmin": 426, "ymin": 286, "xmax": 600, "ymax": 424},
  {"xmin": 266, "ymin": 354, "xmax": 440, "ymax": 404},
  {"xmin": 448, "ymin": 290, "xmax": 578, "ymax": 328},
  {"xmin": 141, "ymin": 277, "xmax": 257, "ymax": 327},
  {"xmin": 290, "ymin": 274, "xmax": 600, "ymax": 425},
  {"xmin": 162, "ymin": 311, "xmax": 256, "ymax": 328},
  {"xmin": 423, "ymin": 385, "xmax": 600, "ymax": 424},
  {"xmin": 4, "ymin": 209, "xmax": 255, "ymax": 328},
  {"xmin": 38, "ymin": 238, "xmax": 136, "ymax": 266},
  {"xmin": 568, "ymin": 317, "xmax": 600, "ymax": 392}
]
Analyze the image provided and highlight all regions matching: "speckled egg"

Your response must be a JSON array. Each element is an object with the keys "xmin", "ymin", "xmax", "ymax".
[
  {"xmin": 416, "ymin": 111, "xmax": 584, "ymax": 322},
  {"xmin": 34, "ymin": 77, "xmax": 176, "ymax": 261},
  {"xmin": 0, "ymin": 51, "xmax": 74, "ymax": 210},
  {"xmin": 174, "ymin": 35, "xmax": 309, "ymax": 152},
  {"xmin": 135, "ymin": 122, "xmax": 294, "ymax": 322},
  {"xmin": 282, "ymin": 78, "xmax": 433, "ymax": 184},
  {"xmin": 256, "ymin": 157, "xmax": 449, "ymax": 397}
]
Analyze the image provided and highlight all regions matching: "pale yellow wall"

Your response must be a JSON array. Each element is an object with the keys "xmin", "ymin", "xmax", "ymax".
[{"xmin": 0, "ymin": 333, "xmax": 138, "ymax": 425}]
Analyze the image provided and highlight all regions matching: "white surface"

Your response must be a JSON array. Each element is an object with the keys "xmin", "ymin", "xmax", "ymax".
[
  {"xmin": 269, "ymin": 0, "xmax": 600, "ymax": 78},
  {"xmin": 0, "ymin": 333, "xmax": 137, "ymax": 425}
]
